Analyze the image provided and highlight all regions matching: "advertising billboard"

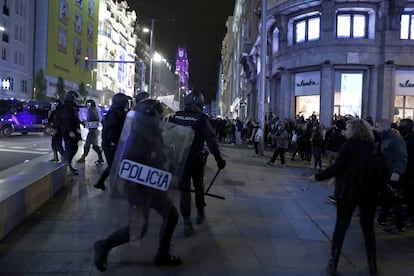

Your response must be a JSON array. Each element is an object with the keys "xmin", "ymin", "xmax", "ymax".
[{"xmin": 46, "ymin": 0, "xmax": 99, "ymax": 86}]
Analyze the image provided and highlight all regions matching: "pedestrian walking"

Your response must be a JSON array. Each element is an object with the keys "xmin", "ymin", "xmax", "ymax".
[
  {"xmin": 169, "ymin": 91, "xmax": 226, "ymax": 237},
  {"xmin": 267, "ymin": 122, "xmax": 289, "ymax": 165},
  {"xmin": 308, "ymin": 118, "xmax": 388, "ymax": 275},
  {"xmin": 375, "ymin": 118, "xmax": 408, "ymax": 232},
  {"xmin": 249, "ymin": 121, "xmax": 262, "ymax": 156},
  {"xmin": 398, "ymin": 119, "xmax": 414, "ymax": 223}
]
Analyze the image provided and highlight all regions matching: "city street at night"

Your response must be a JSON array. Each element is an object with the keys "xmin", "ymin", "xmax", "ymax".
[{"xmin": 0, "ymin": 143, "xmax": 413, "ymax": 275}]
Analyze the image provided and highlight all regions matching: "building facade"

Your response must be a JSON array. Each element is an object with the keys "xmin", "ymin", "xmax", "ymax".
[
  {"xmin": 224, "ymin": 0, "xmax": 414, "ymax": 126},
  {"xmin": 0, "ymin": 0, "xmax": 35, "ymax": 100}
]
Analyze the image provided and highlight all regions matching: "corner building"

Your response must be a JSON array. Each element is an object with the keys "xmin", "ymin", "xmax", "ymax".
[{"xmin": 231, "ymin": 0, "xmax": 414, "ymax": 125}]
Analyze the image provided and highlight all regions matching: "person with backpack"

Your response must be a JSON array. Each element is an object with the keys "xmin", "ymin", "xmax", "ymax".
[{"xmin": 308, "ymin": 118, "xmax": 387, "ymax": 276}]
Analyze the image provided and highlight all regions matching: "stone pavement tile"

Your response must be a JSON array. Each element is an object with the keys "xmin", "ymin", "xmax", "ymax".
[
  {"xmin": 263, "ymin": 218, "xmax": 299, "ymax": 239},
  {"xmin": 214, "ymin": 237, "xmax": 262, "ymax": 269},
  {"xmin": 288, "ymin": 218, "xmax": 328, "ymax": 241},
  {"xmin": 270, "ymin": 237, "xmax": 319, "ymax": 270}
]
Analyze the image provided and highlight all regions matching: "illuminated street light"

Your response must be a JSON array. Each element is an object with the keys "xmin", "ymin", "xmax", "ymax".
[
  {"xmin": 0, "ymin": 26, "xmax": 5, "ymax": 32},
  {"xmin": 148, "ymin": 19, "xmax": 155, "ymax": 97}
]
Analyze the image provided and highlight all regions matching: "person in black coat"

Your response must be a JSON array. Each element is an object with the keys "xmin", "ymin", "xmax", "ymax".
[
  {"xmin": 48, "ymin": 99, "xmax": 65, "ymax": 162},
  {"xmin": 94, "ymin": 93, "xmax": 130, "ymax": 190},
  {"xmin": 169, "ymin": 91, "xmax": 226, "ymax": 237},
  {"xmin": 309, "ymin": 118, "xmax": 386, "ymax": 276},
  {"xmin": 57, "ymin": 91, "xmax": 82, "ymax": 175},
  {"xmin": 398, "ymin": 119, "xmax": 414, "ymax": 222}
]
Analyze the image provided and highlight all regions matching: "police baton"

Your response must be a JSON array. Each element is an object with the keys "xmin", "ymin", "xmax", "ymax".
[{"xmin": 183, "ymin": 169, "xmax": 225, "ymax": 200}]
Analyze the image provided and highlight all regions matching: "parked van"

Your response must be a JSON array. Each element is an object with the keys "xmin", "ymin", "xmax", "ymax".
[{"xmin": 0, "ymin": 99, "xmax": 51, "ymax": 137}]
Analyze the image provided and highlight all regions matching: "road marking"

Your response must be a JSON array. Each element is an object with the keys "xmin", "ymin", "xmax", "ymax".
[
  {"xmin": 9, "ymin": 146, "xmax": 27, "ymax": 149},
  {"xmin": 0, "ymin": 148, "xmax": 49, "ymax": 154}
]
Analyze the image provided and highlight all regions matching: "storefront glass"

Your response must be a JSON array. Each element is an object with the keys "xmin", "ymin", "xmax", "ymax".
[
  {"xmin": 295, "ymin": 95, "xmax": 320, "ymax": 119},
  {"xmin": 334, "ymin": 72, "xmax": 363, "ymax": 117},
  {"xmin": 394, "ymin": 95, "xmax": 414, "ymax": 121}
]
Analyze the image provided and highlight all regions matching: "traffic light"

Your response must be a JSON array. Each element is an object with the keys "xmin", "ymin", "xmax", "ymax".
[{"xmin": 84, "ymin": 56, "xmax": 89, "ymax": 69}]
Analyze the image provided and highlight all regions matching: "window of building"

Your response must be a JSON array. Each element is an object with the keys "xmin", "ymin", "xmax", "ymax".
[
  {"xmin": 294, "ymin": 15, "xmax": 320, "ymax": 43},
  {"xmin": 1, "ymin": 47, "xmax": 6, "ymax": 60},
  {"xmin": 288, "ymin": 12, "xmax": 320, "ymax": 46},
  {"xmin": 394, "ymin": 96, "xmax": 414, "ymax": 121},
  {"xmin": 3, "ymin": 0, "xmax": 9, "ymax": 16},
  {"xmin": 334, "ymin": 72, "xmax": 363, "ymax": 117},
  {"xmin": 21, "ymin": 80, "xmax": 27, "ymax": 93},
  {"xmin": 336, "ymin": 12, "xmax": 367, "ymax": 38},
  {"xmin": 336, "ymin": 8, "xmax": 375, "ymax": 40},
  {"xmin": 272, "ymin": 27, "xmax": 279, "ymax": 54},
  {"xmin": 401, "ymin": 13, "xmax": 414, "ymax": 40}
]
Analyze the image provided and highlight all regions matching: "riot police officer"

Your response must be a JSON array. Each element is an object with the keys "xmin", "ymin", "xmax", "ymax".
[
  {"xmin": 170, "ymin": 91, "xmax": 226, "ymax": 237},
  {"xmin": 94, "ymin": 93, "xmax": 130, "ymax": 190},
  {"xmin": 57, "ymin": 90, "xmax": 82, "ymax": 175},
  {"xmin": 48, "ymin": 99, "xmax": 64, "ymax": 162},
  {"xmin": 93, "ymin": 99, "xmax": 184, "ymax": 271},
  {"xmin": 77, "ymin": 99, "xmax": 104, "ymax": 164}
]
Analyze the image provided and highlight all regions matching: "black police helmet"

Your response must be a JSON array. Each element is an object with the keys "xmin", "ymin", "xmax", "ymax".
[
  {"xmin": 111, "ymin": 93, "xmax": 129, "ymax": 108},
  {"xmin": 64, "ymin": 90, "xmax": 82, "ymax": 104},
  {"xmin": 184, "ymin": 91, "xmax": 204, "ymax": 110},
  {"xmin": 85, "ymin": 99, "xmax": 96, "ymax": 107},
  {"xmin": 135, "ymin": 92, "xmax": 149, "ymax": 104},
  {"xmin": 135, "ymin": 99, "xmax": 163, "ymax": 118}
]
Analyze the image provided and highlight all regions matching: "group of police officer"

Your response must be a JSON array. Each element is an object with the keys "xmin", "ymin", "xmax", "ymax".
[{"xmin": 49, "ymin": 90, "xmax": 226, "ymax": 270}]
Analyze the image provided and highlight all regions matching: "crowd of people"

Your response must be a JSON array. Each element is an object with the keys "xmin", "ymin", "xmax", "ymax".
[{"xmin": 47, "ymin": 91, "xmax": 414, "ymax": 275}]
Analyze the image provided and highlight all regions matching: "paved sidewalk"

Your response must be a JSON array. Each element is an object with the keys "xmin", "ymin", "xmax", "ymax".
[{"xmin": 0, "ymin": 143, "xmax": 413, "ymax": 275}]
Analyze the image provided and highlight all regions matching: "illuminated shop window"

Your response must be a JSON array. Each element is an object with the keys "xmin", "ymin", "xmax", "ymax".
[
  {"xmin": 394, "ymin": 95, "xmax": 414, "ymax": 121},
  {"xmin": 400, "ymin": 13, "xmax": 414, "ymax": 40},
  {"xmin": 336, "ymin": 12, "xmax": 367, "ymax": 38},
  {"xmin": 295, "ymin": 95, "xmax": 320, "ymax": 119},
  {"xmin": 334, "ymin": 72, "xmax": 363, "ymax": 118}
]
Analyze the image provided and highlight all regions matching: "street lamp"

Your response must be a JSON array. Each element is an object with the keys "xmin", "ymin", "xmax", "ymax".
[{"xmin": 143, "ymin": 19, "xmax": 155, "ymax": 97}]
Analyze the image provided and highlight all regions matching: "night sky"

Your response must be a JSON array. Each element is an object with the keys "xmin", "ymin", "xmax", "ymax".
[{"xmin": 126, "ymin": 0, "xmax": 235, "ymax": 102}]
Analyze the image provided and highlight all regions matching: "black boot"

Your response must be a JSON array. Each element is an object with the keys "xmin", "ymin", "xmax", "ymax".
[
  {"xmin": 196, "ymin": 208, "xmax": 205, "ymax": 224},
  {"xmin": 326, "ymin": 249, "xmax": 340, "ymax": 276},
  {"xmin": 154, "ymin": 246, "xmax": 182, "ymax": 266},
  {"xmin": 94, "ymin": 239, "xmax": 111, "ymax": 272},
  {"xmin": 94, "ymin": 179, "xmax": 106, "ymax": 191},
  {"xmin": 183, "ymin": 217, "xmax": 193, "ymax": 237},
  {"xmin": 367, "ymin": 248, "xmax": 378, "ymax": 275}
]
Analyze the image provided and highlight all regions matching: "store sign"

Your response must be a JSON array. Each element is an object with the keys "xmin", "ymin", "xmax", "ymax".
[
  {"xmin": 294, "ymin": 71, "xmax": 320, "ymax": 96},
  {"xmin": 396, "ymin": 70, "xmax": 414, "ymax": 95}
]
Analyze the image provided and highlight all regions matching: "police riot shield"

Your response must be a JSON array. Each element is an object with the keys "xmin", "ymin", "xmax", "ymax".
[{"xmin": 109, "ymin": 110, "xmax": 194, "ymax": 197}]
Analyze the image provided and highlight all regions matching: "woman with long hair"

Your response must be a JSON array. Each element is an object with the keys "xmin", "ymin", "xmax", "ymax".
[{"xmin": 309, "ymin": 119, "xmax": 386, "ymax": 275}]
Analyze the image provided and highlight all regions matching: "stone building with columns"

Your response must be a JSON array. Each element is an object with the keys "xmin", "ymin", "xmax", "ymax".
[{"xmin": 225, "ymin": 0, "xmax": 414, "ymax": 126}]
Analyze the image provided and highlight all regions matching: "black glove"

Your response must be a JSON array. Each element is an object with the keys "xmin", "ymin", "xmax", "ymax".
[{"xmin": 217, "ymin": 158, "xmax": 226, "ymax": 170}]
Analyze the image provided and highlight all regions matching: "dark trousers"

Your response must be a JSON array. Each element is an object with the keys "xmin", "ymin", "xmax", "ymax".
[
  {"xmin": 51, "ymin": 132, "xmax": 64, "ymax": 157},
  {"xmin": 96, "ymin": 143, "xmax": 116, "ymax": 185},
  {"xmin": 253, "ymin": 141, "xmax": 259, "ymax": 155},
  {"xmin": 106, "ymin": 185, "xmax": 178, "ymax": 254},
  {"xmin": 331, "ymin": 197, "xmax": 377, "ymax": 268},
  {"xmin": 63, "ymin": 135, "xmax": 79, "ymax": 167},
  {"xmin": 180, "ymin": 159, "xmax": 205, "ymax": 218},
  {"xmin": 270, "ymin": 147, "xmax": 286, "ymax": 164},
  {"xmin": 378, "ymin": 179, "xmax": 405, "ymax": 228},
  {"xmin": 82, "ymin": 129, "xmax": 102, "ymax": 157}
]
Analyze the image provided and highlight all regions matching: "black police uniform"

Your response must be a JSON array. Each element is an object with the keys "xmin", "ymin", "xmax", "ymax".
[
  {"xmin": 169, "ymin": 91, "xmax": 225, "ymax": 237},
  {"xmin": 57, "ymin": 91, "xmax": 82, "ymax": 175},
  {"xmin": 94, "ymin": 93, "xmax": 129, "ymax": 190},
  {"xmin": 48, "ymin": 99, "xmax": 65, "ymax": 162},
  {"xmin": 77, "ymin": 100, "xmax": 103, "ymax": 164},
  {"xmin": 93, "ymin": 99, "xmax": 182, "ymax": 271}
]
